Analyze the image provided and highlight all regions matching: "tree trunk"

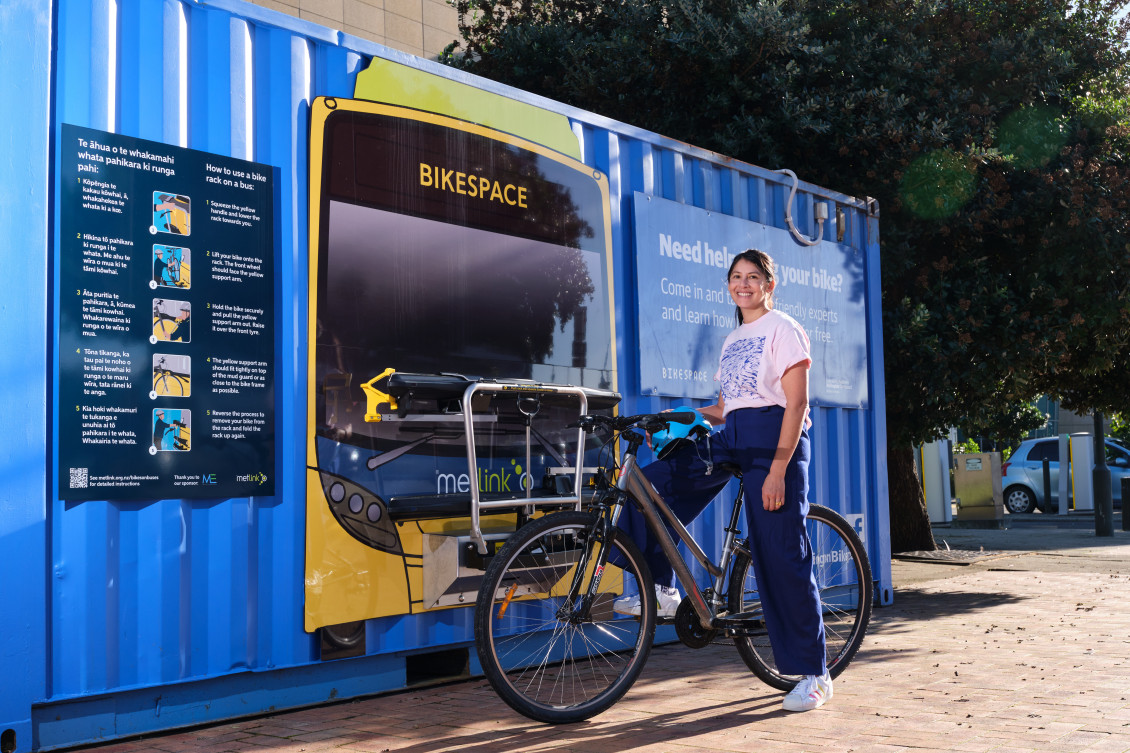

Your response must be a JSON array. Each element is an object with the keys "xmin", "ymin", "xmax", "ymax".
[{"xmin": 887, "ymin": 445, "xmax": 937, "ymax": 553}]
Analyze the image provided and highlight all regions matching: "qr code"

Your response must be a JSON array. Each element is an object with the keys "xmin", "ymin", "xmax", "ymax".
[{"xmin": 69, "ymin": 467, "xmax": 89, "ymax": 489}]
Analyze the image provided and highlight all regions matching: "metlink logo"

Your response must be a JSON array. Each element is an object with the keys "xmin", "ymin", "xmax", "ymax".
[{"xmin": 436, "ymin": 458, "xmax": 531, "ymax": 495}]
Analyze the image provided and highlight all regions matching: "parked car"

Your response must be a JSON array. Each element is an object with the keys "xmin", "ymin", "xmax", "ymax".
[{"xmin": 1001, "ymin": 437, "xmax": 1130, "ymax": 513}]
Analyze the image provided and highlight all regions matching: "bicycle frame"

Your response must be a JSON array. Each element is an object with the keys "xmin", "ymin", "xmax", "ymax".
[{"xmin": 615, "ymin": 451, "xmax": 746, "ymax": 631}]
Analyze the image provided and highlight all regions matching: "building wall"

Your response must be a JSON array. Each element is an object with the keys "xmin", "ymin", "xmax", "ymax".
[
  {"xmin": 248, "ymin": 0, "xmax": 460, "ymax": 59},
  {"xmin": 1058, "ymin": 408, "xmax": 1109, "ymax": 438},
  {"xmin": 1025, "ymin": 397, "xmax": 1110, "ymax": 442}
]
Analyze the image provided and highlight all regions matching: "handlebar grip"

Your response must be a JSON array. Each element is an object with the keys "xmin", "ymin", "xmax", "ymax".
[{"xmin": 665, "ymin": 411, "xmax": 695, "ymax": 425}]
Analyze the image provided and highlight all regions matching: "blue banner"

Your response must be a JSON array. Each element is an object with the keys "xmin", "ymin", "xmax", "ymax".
[{"xmin": 633, "ymin": 193, "xmax": 869, "ymax": 408}]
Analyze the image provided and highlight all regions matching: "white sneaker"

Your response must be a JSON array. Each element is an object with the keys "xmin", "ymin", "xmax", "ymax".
[
  {"xmin": 613, "ymin": 585, "xmax": 682, "ymax": 618},
  {"xmin": 612, "ymin": 592, "xmax": 641, "ymax": 616},
  {"xmin": 782, "ymin": 673, "xmax": 833, "ymax": 712},
  {"xmin": 655, "ymin": 586, "xmax": 681, "ymax": 618}
]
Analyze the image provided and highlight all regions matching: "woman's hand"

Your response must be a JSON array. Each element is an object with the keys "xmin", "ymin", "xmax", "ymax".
[
  {"xmin": 646, "ymin": 408, "xmax": 674, "ymax": 450},
  {"xmin": 762, "ymin": 470, "xmax": 786, "ymax": 511}
]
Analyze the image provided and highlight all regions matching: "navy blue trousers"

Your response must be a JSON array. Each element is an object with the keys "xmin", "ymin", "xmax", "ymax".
[{"xmin": 617, "ymin": 406, "xmax": 827, "ymax": 676}]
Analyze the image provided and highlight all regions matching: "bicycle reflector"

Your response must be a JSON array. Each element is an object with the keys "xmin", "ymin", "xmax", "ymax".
[{"xmin": 652, "ymin": 406, "xmax": 712, "ymax": 461}]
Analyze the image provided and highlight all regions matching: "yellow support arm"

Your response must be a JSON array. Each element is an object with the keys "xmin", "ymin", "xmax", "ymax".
[{"xmin": 361, "ymin": 368, "xmax": 398, "ymax": 422}]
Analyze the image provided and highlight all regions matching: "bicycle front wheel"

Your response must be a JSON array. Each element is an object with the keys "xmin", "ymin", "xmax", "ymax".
[
  {"xmin": 155, "ymin": 374, "xmax": 183, "ymax": 397},
  {"xmin": 475, "ymin": 510, "xmax": 656, "ymax": 723},
  {"xmin": 727, "ymin": 503, "xmax": 872, "ymax": 691}
]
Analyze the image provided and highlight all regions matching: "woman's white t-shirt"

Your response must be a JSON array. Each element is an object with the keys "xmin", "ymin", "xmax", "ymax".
[{"xmin": 716, "ymin": 309, "xmax": 811, "ymax": 419}]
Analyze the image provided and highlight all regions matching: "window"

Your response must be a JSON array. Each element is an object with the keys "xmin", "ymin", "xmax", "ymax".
[
  {"xmin": 1026, "ymin": 440, "xmax": 1060, "ymax": 463},
  {"xmin": 1105, "ymin": 443, "xmax": 1130, "ymax": 468}
]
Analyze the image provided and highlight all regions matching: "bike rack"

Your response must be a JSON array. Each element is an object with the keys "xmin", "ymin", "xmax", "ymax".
[{"xmin": 361, "ymin": 370, "xmax": 620, "ymax": 555}]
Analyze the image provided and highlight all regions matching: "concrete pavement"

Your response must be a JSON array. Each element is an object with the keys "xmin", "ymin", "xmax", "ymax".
[{"xmin": 68, "ymin": 514, "xmax": 1130, "ymax": 753}]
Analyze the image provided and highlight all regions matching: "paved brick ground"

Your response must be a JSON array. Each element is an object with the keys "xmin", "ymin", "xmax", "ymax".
[{"xmin": 71, "ymin": 523, "xmax": 1130, "ymax": 753}]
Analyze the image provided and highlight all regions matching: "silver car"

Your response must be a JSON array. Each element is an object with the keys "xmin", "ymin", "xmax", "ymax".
[{"xmin": 1001, "ymin": 437, "xmax": 1130, "ymax": 513}]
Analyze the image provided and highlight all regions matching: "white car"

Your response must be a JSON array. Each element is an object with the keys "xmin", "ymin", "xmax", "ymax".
[{"xmin": 1000, "ymin": 437, "xmax": 1130, "ymax": 514}]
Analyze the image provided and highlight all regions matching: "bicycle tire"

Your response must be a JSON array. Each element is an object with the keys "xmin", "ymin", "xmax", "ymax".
[
  {"xmin": 475, "ymin": 510, "xmax": 656, "ymax": 723},
  {"xmin": 727, "ymin": 503, "xmax": 872, "ymax": 691}
]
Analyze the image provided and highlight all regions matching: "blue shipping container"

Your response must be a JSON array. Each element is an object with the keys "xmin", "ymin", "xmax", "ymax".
[{"xmin": 0, "ymin": 1, "xmax": 890, "ymax": 750}]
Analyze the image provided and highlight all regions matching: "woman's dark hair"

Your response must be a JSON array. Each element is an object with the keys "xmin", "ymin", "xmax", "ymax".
[{"xmin": 728, "ymin": 249, "xmax": 776, "ymax": 324}]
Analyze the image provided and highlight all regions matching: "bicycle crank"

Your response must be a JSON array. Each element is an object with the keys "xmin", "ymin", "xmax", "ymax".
[{"xmin": 674, "ymin": 598, "xmax": 718, "ymax": 649}]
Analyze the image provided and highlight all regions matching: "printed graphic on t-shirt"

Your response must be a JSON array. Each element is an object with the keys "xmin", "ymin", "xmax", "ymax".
[{"xmin": 720, "ymin": 336, "xmax": 766, "ymax": 402}]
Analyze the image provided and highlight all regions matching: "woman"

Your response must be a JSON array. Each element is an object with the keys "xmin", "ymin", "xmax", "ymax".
[{"xmin": 614, "ymin": 248, "xmax": 830, "ymax": 712}]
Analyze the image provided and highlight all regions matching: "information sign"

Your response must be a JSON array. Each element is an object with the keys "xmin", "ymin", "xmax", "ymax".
[
  {"xmin": 58, "ymin": 124, "xmax": 276, "ymax": 500},
  {"xmin": 634, "ymin": 193, "xmax": 869, "ymax": 408}
]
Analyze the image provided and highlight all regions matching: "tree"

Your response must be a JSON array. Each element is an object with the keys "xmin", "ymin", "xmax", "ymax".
[
  {"xmin": 444, "ymin": 0, "xmax": 1130, "ymax": 551},
  {"xmin": 1112, "ymin": 412, "xmax": 1130, "ymax": 444},
  {"xmin": 1031, "ymin": 90, "xmax": 1130, "ymax": 416}
]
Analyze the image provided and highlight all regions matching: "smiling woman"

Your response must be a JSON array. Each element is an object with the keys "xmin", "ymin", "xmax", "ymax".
[
  {"xmin": 617, "ymin": 247, "xmax": 836, "ymax": 712},
  {"xmin": 727, "ymin": 251, "xmax": 777, "ymax": 326}
]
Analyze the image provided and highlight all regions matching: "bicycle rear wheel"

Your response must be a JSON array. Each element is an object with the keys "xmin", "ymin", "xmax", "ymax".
[
  {"xmin": 475, "ymin": 510, "xmax": 656, "ymax": 723},
  {"xmin": 727, "ymin": 503, "xmax": 872, "ymax": 691}
]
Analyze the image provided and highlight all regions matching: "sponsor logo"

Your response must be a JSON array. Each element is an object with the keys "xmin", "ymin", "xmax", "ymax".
[{"xmin": 436, "ymin": 459, "xmax": 532, "ymax": 495}]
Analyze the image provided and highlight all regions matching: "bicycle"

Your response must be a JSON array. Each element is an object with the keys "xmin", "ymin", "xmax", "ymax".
[
  {"xmin": 474, "ymin": 411, "xmax": 872, "ymax": 723},
  {"xmin": 160, "ymin": 256, "xmax": 190, "ymax": 288},
  {"xmin": 153, "ymin": 299, "xmax": 175, "ymax": 338}
]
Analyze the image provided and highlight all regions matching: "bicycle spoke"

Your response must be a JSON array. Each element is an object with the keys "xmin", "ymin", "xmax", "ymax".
[
  {"xmin": 729, "ymin": 504, "xmax": 872, "ymax": 689},
  {"xmin": 477, "ymin": 511, "xmax": 655, "ymax": 722}
]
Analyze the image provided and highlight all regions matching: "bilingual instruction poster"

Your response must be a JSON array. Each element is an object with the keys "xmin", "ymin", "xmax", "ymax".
[
  {"xmin": 57, "ymin": 124, "xmax": 276, "ymax": 500},
  {"xmin": 633, "ymin": 193, "xmax": 869, "ymax": 408}
]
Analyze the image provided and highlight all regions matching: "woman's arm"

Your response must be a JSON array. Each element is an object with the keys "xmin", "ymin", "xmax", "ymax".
[
  {"xmin": 648, "ymin": 394, "xmax": 725, "ymax": 451},
  {"xmin": 762, "ymin": 362, "xmax": 809, "ymax": 510},
  {"xmin": 698, "ymin": 392, "xmax": 726, "ymax": 427}
]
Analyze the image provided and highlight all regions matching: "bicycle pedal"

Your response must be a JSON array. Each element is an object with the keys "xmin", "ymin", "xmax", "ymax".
[{"xmin": 712, "ymin": 610, "xmax": 765, "ymax": 635}]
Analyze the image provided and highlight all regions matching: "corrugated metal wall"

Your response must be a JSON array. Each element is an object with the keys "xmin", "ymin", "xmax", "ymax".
[
  {"xmin": 2, "ymin": 0, "xmax": 889, "ymax": 749},
  {"xmin": 573, "ymin": 123, "xmax": 889, "ymax": 594},
  {"xmin": 51, "ymin": 0, "xmax": 329, "ymax": 704}
]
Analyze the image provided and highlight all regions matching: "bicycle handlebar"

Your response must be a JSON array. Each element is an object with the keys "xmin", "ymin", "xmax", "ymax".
[{"xmin": 575, "ymin": 410, "xmax": 696, "ymax": 436}]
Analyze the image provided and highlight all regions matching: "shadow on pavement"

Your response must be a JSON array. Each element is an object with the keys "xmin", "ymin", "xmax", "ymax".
[
  {"xmin": 362, "ymin": 691, "xmax": 788, "ymax": 753},
  {"xmin": 872, "ymin": 586, "xmax": 1026, "ymax": 623}
]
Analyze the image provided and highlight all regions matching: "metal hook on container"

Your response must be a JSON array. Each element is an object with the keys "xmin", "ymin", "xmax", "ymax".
[{"xmin": 776, "ymin": 168, "xmax": 825, "ymax": 247}]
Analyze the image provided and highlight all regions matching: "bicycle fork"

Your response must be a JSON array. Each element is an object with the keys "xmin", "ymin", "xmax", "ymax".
[{"xmin": 559, "ymin": 505, "xmax": 618, "ymax": 624}]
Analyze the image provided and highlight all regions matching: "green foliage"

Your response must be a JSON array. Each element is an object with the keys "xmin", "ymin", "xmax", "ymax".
[
  {"xmin": 1111, "ymin": 413, "xmax": 1130, "ymax": 445},
  {"xmin": 966, "ymin": 400, "xmax": 1047, "ymax": 449},
  {"xmin": 997, "ymin": 106, "xmax": 1070, "ymax": 169},
  {"xmin": 953, "ymin": 438, "xmax": 982, "ymax": 454},
  {"xmin": 900, "ymin": 150, "xmax": 979, "ymax": 220},
  {"xmin": 443, "ymin": 0, "xmax": 1130, "ymax": 450}
]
